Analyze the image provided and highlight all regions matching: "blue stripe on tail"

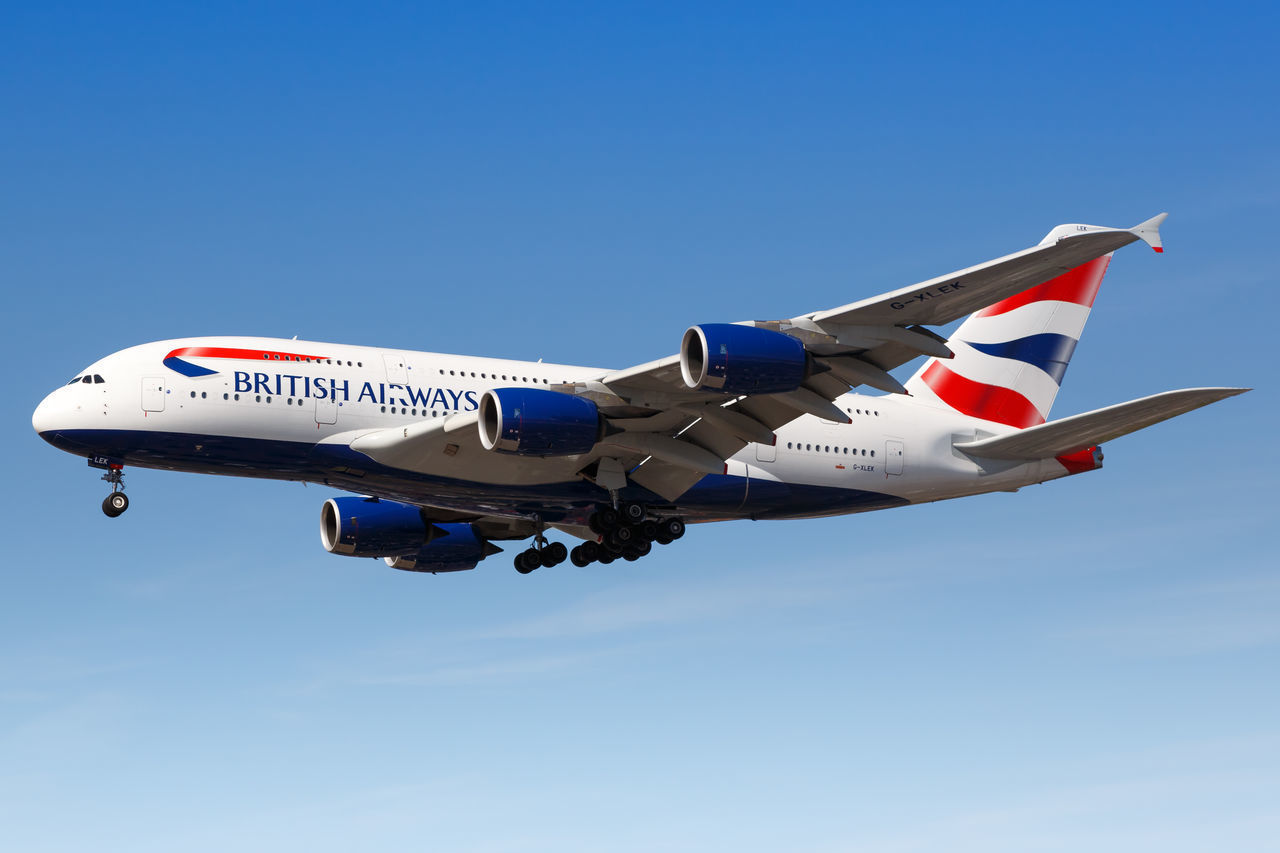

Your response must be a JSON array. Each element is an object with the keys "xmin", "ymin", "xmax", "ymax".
[{"xmin": 964, "ymin": 333, "xmax": 1078, "ymax": 385}]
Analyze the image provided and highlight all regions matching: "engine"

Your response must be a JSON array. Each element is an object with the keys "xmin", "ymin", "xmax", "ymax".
[
  {"xmin": 478, "ymin": 387, "xmax": 602, "ymax": 456},
  {"xmin": 320, "ymin": 498, "xmax": 496, "ymax": 572},
  {"xmin": 383, "ymin": 523, "xmax": 498, "ymax": 573},
  {"xmin": 321, "ymin": 496, "xmax": 429, "ymax": 556},
  {"xmin": 679, "ymin": 323, "xmax": 809, "ymax": 394}
]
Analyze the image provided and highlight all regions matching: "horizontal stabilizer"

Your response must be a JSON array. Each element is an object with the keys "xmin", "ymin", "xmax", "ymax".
[{"xmin": 954, "ymin": 387, "xmax": 1248, "ymax": 460}]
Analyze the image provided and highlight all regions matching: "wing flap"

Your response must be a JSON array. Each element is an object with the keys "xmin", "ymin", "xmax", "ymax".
[{"xmin": 955, "ymin": 387, "xmax": 1249, "ymax": 460}]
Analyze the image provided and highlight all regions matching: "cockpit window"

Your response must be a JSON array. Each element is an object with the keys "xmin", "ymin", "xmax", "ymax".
[
  {"xmin": 68, "ymin": 376, "xmax": 82, "ymax": 385},
  {"xmin": 82, "ymin": 376, "xmax": 93, "ymax": 384},
  {"xmin": 93, "ymin": 375, "xmax": 104, "ymax": 384}
]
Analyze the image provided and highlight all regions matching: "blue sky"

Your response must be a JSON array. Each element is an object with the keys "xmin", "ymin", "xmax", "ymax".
[{"xmin": 3, "ymin": 2, "xmax": 1277, "ymax": 850}]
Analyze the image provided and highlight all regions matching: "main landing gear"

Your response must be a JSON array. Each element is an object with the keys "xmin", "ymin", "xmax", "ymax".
[
  {"xmin": 100, "ymin": 463, "xmax": 129, "ymax": 518},
  {"xmin": 513, "ymin": 502, "xmax": 685, "ymax": 574},
  {"xmin": 514, "ymin": 531, "xmax": 568, "ymax": 574}
]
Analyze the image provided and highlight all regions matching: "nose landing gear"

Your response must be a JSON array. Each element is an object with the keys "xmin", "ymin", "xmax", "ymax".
[{"xmin": 98, "ymin": 463, "xmax": 129, "ymax": 518}]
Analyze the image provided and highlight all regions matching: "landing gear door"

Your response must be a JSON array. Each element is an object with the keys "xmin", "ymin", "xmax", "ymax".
[
  {"xmin": 885, "ymin": 439, "xmax": 904, "ymax": 475},
  {"xmin": 142, "ymin": 377, "xmax": 165, "ymax": 412}
]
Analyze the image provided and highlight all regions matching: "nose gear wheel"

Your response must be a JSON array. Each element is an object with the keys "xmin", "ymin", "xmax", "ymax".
[{"xmin": 100, "ymin": 464, "xmax": 129, "ymax": 518}]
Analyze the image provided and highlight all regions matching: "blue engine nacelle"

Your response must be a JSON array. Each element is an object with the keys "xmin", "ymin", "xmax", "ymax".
[
  {"xmin": 679, "ymin": 323, "xmax": 809, "ymax": 394},
  {"xmin": 320, "ymin": 498, "xmax": 498, "ymax": 571},
  {"xmin": 383, "ymin": 523, "xmax": 500, "ymax": 573},
  {"xmin": 478, "ymin": 387, "xmax": 602, "ymax": 456},
  {"xmin": 321, "ymin": 496, "xmax": 428, "ymax": 556}
]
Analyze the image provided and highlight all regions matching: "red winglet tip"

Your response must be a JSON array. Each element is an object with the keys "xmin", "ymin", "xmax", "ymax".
[{"xmin": 1153, "ymin": 246, "xmax": 1164, "ymax": 253}]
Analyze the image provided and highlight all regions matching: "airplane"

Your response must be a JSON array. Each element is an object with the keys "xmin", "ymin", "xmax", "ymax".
[{"xmin": 32, "ymin": 213, "xmax": 1248, "ymax": 575}]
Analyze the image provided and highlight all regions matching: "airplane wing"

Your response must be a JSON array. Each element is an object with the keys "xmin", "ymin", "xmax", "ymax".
[
  {"xmin": 587, "ymin": 214, "xmax": 1169, "ymax": 498},
  {"xmin": 353, "ymin": 214, "xmax": 1170, "ymax": 501},
  {"xmin": 952, "ymin": 387, "xmax": 1249, "ymax": 460}
]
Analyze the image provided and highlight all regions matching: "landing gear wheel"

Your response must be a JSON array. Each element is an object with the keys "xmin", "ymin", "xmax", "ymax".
[
  {"xmin": 620, "ymin": 501, "xmax": 646, "ymax": 524},
  {"xmin": 597, "ymin": 551, "xmax": 616, "ymax": 565},
  {"xmin": 102, "ymin": 492, "xmax": 129, "ymax": 518},
  {"xmin": 570, "ymin": 546, "xmax": 591, "ymax": 568},
  {"xmin": 638, "ymin": 520, "xmax": 659, "ymax": 542},
  {"xmin": 660, "ymin": 517, "xmax": 686, "ymax": 540},
  {"xmin": 541, "ymin": 541, "xmax": 568, "ymax": 568},
  {"xmin": 655, "ymin": 532, "xmax": 673, "ymax": 546},
  {"xmin": 580, "ymin": 541, "xmax": 599, "ymax": 563},
  {"xmin": 595, "ymin": 506, "xmax": 621, "ymax": 531},
  {"xmin": 632, "ymin": 540, "xmax": 652, "ymax": 558},
  {"xmin": 515, "ymin": 549, "xmax": 540, "ymax": 574}
]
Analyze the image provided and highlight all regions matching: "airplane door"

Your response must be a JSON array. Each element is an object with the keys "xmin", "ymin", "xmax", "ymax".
[
  {"xmin": 885, "ymin": 439, "xmax": 904, "ymax": 475},
  {"xmin": 315, "ymin": 395, "xmax": 337, "ymax": 425},
  {"xmin": 384, "ymin": 353, "xmax": 408, "ymax": 385},
  {"xmin": 755, "ymin": 441, "xmax": 776, "ymax": 463},
  {"xmin": 142, "ymin": 377, "xmax": 165, "ymax": 412}
]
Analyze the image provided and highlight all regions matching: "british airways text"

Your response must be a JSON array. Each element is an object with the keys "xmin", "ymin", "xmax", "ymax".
[{"xmin": 233, "ymin": 371, "xmax": 479, "ymax": 410}]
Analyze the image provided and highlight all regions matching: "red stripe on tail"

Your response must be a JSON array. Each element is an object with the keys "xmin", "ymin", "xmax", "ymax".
[
  {"xmin": 975, "ymin": 256, "xmax": 1111, "ymax": 318},
  {"xmin": 921, "ymin": 362, "xmax": 1045, "ymax": 428}
]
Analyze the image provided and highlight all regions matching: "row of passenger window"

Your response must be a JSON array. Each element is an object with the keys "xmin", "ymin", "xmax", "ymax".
[
  {"xmin": 189, "ymin": 390, "xmax": 451, "ymax": 417},
  {"xmin": 788, "ymin": 441, "xmax": 875, "ymax": 457},
  {"xmin": 263, "ymin": 354, "xmax": 363, "ymax": 367},
  {"xmin": 440, "ymin": 368, "xmax": 555, "ymax": 385},
  {"xmin": 844, "ymin": 407, "xmax": 880, "ymax": 416}
]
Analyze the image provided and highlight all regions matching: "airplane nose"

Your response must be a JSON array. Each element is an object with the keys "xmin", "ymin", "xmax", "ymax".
[
  {"xmin": 32, "ymin": 392, "xmax": 57, "ymax": 436},
  {"xmin": 32, "ymin": 390, "xmax": 72, "ymax": 444}
]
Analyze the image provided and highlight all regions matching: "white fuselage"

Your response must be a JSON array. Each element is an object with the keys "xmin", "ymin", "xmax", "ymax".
[{"xmin": 33, "ymin": 336, "xmax": 1083, "ymax": 526}]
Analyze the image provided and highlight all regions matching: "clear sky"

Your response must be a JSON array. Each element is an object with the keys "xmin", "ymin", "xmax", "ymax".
[{"xmin": 3, "ymin": 2, "xmax": 1277, "ymax": 851}]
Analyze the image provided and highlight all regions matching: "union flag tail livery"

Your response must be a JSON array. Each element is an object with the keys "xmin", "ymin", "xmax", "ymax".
[
  {"xmin": 904, "ymin": 223, "xmax": 1119, "ymax": 427},
  {"xmin": 32, "ymin": 212, "xmax": 1247, "ymax": 576}
]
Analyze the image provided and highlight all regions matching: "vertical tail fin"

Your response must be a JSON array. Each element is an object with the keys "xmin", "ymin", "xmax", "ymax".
[{"xmin": 904, "ymin": 225, "xmax": 1120, "ymax": 427}]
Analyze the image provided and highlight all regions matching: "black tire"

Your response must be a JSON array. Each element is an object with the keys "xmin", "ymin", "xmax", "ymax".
[
  {"xmin": 620, "ymin": 501, "xmax": 646, "ymax": 524},
  {"xmin": 596, "ymin": 507, "xmax": 621, "ymax": 531},
  {"xmin": 587, "ymin": 513, "xmax": 604, "ymax": 535},
  {"xmin": 633, "ymin": 540, "xmax": 652, "ymax": 558},
  {"xmin": 581, "ymin": 540, "xmax": 599, "ymax": 562},
  {"xmin": 515, "ymin": 549, "xmax": 539, "ymax": 574},
  {"xmin": 541, "ymin": 541, "xmax": 568, "ymax": 567},
  {"xmin": 622, "ymin": 548, "xmax": 641, "ymax": 562},
  {"xmin": 102, "ymin": 493, "xmax": 129, "ymax": 517},
  {"xmin": 597, "ymin": 551, "xmax": 615, "ymax": 565},
  {"xmin": 638, "ymin": 520, "xmax": 659, "ymax": 542},
  {"xmin": 655, "ymin": 532, "xmax": 673, "ymax": 546},
  {"xmin": 613, "ymin": 525, "xmax": 634, "ymax": 544},
  {"xmin": 569, "ymin": 546, "xmax": 590, "ymax": 568},
  {"xmin": 661, "ymin": 517, "xmax": 686, "ymax": 540}
]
